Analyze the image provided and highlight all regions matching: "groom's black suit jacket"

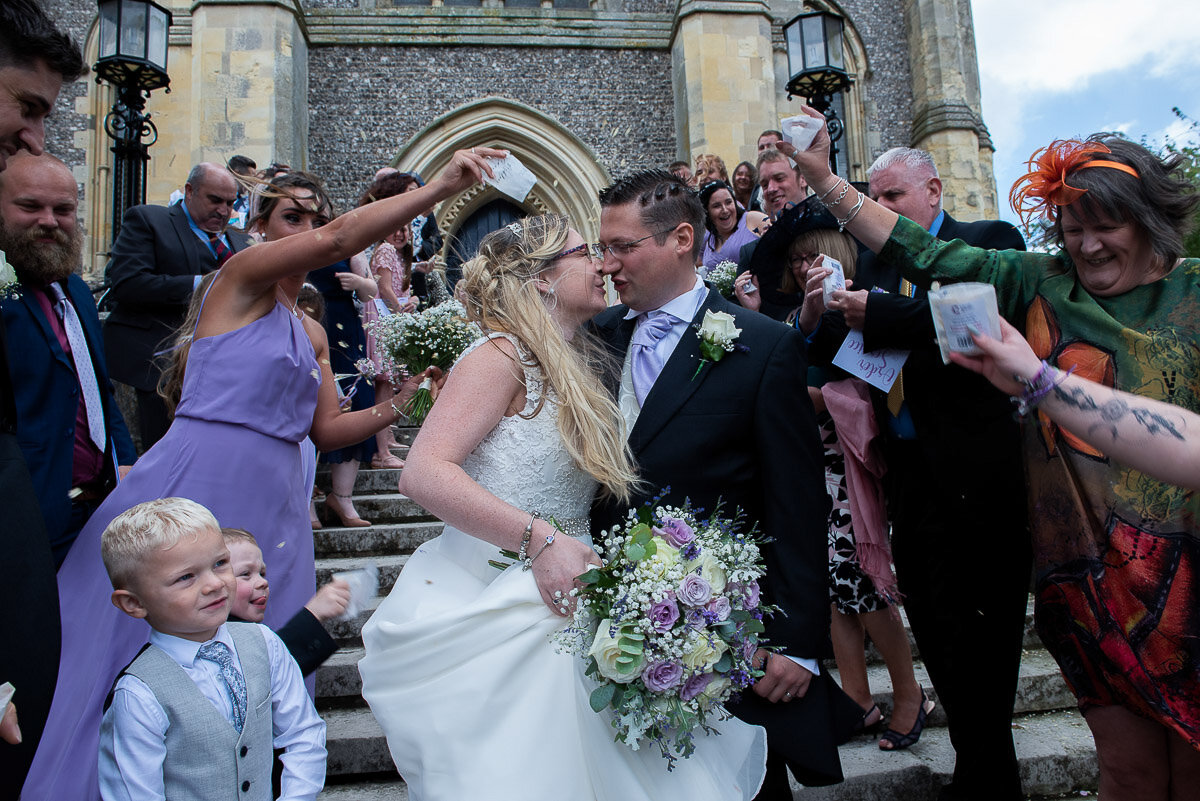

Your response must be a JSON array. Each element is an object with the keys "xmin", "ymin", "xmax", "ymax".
[{"xmin": 591, "ymin": 290, "xmax": 858, "ymax": 787}]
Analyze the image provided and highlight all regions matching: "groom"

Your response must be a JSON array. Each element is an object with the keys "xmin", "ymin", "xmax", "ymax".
[{"xmin": 590, "ymin": 171, "xmax": 856, "ymax": 798}]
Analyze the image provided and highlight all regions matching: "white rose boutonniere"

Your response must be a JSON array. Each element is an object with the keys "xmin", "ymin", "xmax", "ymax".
[
  {"xmin": 0, "ymin": 250, "xmax": 20, "ymax": 300},
  {"xmin": 692, "ymin": 309, "xmax": 744, "ymax": 379}
]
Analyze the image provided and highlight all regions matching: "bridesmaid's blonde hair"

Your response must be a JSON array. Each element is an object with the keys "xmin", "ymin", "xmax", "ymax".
[{"xmin": 457, "ymin": 215, "xmax": 637, "ymax": 503}]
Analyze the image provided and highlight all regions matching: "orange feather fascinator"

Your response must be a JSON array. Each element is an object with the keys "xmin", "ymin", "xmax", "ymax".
[{"xmin": 1009, "ymin": 140, "xmax": 1140, "ymax": 226}]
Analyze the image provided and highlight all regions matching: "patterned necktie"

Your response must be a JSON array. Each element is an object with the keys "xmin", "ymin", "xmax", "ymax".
[
  {"xmin": 48, "ymin": 283, "xmax": 106, "ymax": 451},
  {"xmin": 197, "ymin": 640, "xmax": 247, "ymax": 733},
  {"xmin": 630, "ymin": 311, "xmax": 676, "ymax": 407},
  {"xmin": 208, "ymin": 233, "xmax": 231, "ymax": 266}
]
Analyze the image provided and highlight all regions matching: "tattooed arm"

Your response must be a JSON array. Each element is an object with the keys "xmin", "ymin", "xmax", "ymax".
[{"xmin": 950, "ymin": 317, "xmax": 1200, "ymax": 491}]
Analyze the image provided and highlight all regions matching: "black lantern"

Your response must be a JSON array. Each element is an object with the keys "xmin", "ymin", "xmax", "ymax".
[
  {"xmin": 782, "ymin": 11, "xmax": 853, "ymax": 174},
  {"xmin": 94, "ymin": 0, "xmax": 172, "ymax": 242}
]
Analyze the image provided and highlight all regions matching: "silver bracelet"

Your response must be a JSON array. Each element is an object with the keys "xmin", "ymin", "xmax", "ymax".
[
  {"xmin": 516, "ymin": 513, "xmax": 538, "ymax": 562},
  {"xmin": 523, "ymin": 531, "xmax": 556, "ymax": 571},
  {"xmin": 836, "ymin": 191, "xmax": 866, "ymax": 232},
  {"xmin": 817, "ymin": 178, "xmax": 847, "ymax": 203},
  {"xmin": 823, "ymin": 180, "xmax": 852, "ymax": 209}
]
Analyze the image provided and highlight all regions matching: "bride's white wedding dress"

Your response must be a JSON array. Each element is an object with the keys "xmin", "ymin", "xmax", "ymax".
[{"xmin": 359, "ymin": 334, "xmax": 767, "ymax": 801}]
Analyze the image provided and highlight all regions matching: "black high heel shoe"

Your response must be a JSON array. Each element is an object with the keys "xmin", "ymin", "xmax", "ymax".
[
  {"xmin": 854, "ymin": 703, "xmax": 884, "ymax": 735},
  {"xmin": 878, "ymin": 690, "xmax": 935, "ymax": 751}
]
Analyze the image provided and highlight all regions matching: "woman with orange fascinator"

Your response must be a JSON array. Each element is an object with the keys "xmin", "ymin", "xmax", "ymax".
[{"xmin": 781, "ymin": 115, "xmax": 1200, "ymax": 801}]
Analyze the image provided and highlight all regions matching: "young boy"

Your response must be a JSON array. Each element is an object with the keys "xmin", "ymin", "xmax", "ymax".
[
  {"xmin": 222, "ymin": 528, "xmax": 349, "ymax": 676},
  {"xmin": 99, "ymin": 498, "xmax": 326, "ymax": 801}
]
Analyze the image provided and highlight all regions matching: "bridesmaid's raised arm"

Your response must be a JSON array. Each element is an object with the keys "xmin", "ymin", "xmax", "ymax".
[{"xmin": 226, "ymin": 147, "xmax": 505, "ymax": 292}]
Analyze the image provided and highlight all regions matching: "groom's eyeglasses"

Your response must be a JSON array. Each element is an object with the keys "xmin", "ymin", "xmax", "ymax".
[
  {"xmin": 552, "ymin": 242, "xmax": 605, "ymax": 263},
  {"xmin": 596, "ymin": 224, "xmax": 682, "ymax": 260}
]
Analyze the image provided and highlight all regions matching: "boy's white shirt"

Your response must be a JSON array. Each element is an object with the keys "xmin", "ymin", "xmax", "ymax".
[{"xmin": 99, "ymin": 623, "xmax": 326, "ymax": 801}]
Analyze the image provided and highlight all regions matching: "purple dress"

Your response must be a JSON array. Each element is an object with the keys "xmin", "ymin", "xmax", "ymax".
[
  {"xmin": 23, "ymin": 301, "xmax": 320, "ymax": 800},
  {"xmin": 701, "ymin": 213, "xmax": 761, "ymax": 273}
]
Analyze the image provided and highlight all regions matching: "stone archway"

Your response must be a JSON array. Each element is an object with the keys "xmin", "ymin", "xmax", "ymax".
[{"xmin": 390, "ymin": 98, "xmax": 612, "ymax": 246}]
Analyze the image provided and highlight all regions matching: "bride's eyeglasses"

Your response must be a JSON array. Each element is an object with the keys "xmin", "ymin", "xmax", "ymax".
[{"xmin": 552, "ymin": 242, "xmax": 605, "ymax": 263}]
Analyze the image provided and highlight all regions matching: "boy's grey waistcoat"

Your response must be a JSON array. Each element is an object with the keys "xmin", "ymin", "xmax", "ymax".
[{"xmin": 125, "ymin": 622, "xmax": 273, "ymax": 801}]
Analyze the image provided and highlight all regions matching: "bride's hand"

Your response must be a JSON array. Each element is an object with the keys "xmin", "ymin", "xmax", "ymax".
[{"xmin": 530, "ymin": 521, "xmax": 601, "ymax": 617}]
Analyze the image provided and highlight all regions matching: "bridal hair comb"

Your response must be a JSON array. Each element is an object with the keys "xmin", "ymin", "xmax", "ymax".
[
  {"xmin": 1010, "ymin": 139, "xmax": 1140, "ymax": 225},
  {"xmin": 506, "ymin": 221, "xmax": 524, "ymax": 236}
]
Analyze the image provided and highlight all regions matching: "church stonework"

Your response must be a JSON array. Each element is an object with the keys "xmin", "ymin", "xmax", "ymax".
[{"xmin": 42, "ymin": 0, "xmax": 1002, "ymax": 277}]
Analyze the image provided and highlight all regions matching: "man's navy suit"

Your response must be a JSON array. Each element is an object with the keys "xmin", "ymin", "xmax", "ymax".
[
  {"xmin": 592, "ymin": 290, "xmax": 860, "ymax": 794},
  {"xmin": 809, "ymin": 212, "xmax": 1032, "ymax": 801},
  {"xmin": 102, "ymin": 203, "xmax": 251, "ymax": 445},
  {"xmin": 1, "ymin": 274, "xmax": 137, "ymax": 553}
]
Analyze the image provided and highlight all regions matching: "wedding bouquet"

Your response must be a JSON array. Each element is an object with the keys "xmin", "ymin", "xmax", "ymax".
[
  {"xmin": 557, "ymin": 502, "xmax": 771, "ymax": 767},
  {"xmin": 706, "ymin": 260, "xmax": 739, "ymax": 298},
  {"xmin": 365, "ymin": 299, "xmax": 478, "ymax": 424}
]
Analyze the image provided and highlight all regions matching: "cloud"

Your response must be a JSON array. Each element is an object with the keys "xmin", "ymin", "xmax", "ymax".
[{"xmin": 972, "ymin": 0, "xmax": 1200, "ymax": 93}]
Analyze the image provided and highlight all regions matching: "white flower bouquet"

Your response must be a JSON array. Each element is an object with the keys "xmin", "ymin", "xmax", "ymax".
[
  {"xmin": 706, "ymin": 260, "xmax": 739, "ymax": 298},
  {"xmin": 365, "ymin": 299, "xmax": 479, "ymax": 424},
  {"xmin": 557, "ymin": 502, "xmax": 772, "ymax": 767}
]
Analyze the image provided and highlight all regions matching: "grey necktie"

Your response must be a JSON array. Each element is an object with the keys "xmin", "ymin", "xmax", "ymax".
[{"xmin": 48, "ymin": 283, "xmax": 105, "ymax": 451}]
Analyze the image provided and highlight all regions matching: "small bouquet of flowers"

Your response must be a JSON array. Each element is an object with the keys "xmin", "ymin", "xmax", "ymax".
[
  {"xmin": 556, "ymin": 502, "xmax": 772, "ymax": 767},
  {"xmin": 706, "ymin": 260, "xmax": 739, "ymax": 298},
  {"xmin": 365, "ymin": 299, "xmax": 479, "ymax": 424}
]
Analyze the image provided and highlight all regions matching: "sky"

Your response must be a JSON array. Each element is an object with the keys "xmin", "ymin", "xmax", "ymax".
[{"xmin": 970, "ymin": 0, "xmax": 1200, "ymax": 228}]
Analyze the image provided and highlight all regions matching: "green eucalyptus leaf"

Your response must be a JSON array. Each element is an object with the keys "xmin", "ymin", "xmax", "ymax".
[{"xmin": 590, "ymin": 683, "xmax": 616, "ymax": 713}]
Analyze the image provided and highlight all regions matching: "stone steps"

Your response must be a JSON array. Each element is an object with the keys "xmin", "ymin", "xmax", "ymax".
[{"xmin": 314, "ymin": 521, "xmax": 443, "ymax": 558}]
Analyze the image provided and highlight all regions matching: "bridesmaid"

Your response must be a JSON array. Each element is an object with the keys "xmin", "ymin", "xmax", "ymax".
[{"xmin": 23, "ymin": 148, "xmax": 503, "ymax": 801}]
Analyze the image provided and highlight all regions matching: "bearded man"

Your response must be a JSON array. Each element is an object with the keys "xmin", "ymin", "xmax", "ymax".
[{"xmin": 0, "ymin": 152, "xmax": 136, "ymax": 566}]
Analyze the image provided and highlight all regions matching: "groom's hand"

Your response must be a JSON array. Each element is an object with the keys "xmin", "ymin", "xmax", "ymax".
[{"xmin": 752, "ymin": 649, "xmax": 813, "ymax": 703}]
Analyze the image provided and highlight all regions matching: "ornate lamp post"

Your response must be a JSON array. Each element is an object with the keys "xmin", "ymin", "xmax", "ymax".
[
  {"xmin": 782, "ymin": 11, "xmax": 853, "ymax": 174},
  {"xmin": 94, "ymin": 0, "xmax": 172, "ymax": 241}
]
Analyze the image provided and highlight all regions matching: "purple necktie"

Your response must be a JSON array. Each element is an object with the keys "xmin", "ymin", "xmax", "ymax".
[{"xmin": 630, "ymin": 311, "xmax": 676, "ymax": 407}]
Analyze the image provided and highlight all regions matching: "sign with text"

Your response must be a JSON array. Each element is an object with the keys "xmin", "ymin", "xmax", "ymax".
[{"xmin": 832, "ymin": 329, "xmax": 909, "ymax": 392}]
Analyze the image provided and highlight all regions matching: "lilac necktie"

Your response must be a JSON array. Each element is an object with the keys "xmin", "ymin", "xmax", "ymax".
[
  {"xmin": 630, "ymin": 311, "xmax": 676, "ymax": 407},
  {"xmin": 48, "ymin": 283, "xmax": 106, "ymax": 451}
]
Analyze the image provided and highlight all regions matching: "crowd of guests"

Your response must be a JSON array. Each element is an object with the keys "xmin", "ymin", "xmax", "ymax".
[{"xmin": 2, "ymin": 1, "xmax": 1199, "ymax": 800}]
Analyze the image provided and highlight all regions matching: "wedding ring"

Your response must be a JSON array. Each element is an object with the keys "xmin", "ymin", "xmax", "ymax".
[
  {"xmin": 784, "ymin": 692, "xmax": 792, "ymax": 699},
  {"xmin": 471, "ymin": 147, "xmax": 476, "ymax": 154}
]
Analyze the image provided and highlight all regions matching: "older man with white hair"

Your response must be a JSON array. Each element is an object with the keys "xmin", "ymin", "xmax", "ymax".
[{"xmin": 806, "ymin": 146, "xmax": 1032, "ymax": 801}]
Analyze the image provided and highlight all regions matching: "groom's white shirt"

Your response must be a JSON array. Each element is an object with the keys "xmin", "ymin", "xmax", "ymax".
[{"xmin": 619, "ymin": 275, "xmax": 818, "ymax": 677}]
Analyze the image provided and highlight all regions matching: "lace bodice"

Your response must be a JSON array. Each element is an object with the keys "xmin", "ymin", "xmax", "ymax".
[{"xmin": 457, "ymin": 334, "xmax": 598, "ymax": 526}]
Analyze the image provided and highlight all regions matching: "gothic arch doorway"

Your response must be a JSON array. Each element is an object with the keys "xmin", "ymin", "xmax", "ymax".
[
  {"xmin": 442, "ymin": 198, "xmax": 525, "ymax": 287},
  {"xmin": 388, "ymin": 98, "xmax": 612, "ymax": 258}
]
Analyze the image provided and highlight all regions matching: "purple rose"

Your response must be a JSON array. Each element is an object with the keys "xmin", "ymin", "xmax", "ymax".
[
  {"xmin": 706, "ymin": 596, "xmax": 732, "ymax": 621},
  {"xmin": 642, "ymin": 660, "xmax": 684, "ymax": 693},
  {"xmin": 742, "ymin": 638, "xmax": 757, "ymax": 662},
  {"xmin": 679, "ymin": 573, "xmax": 713, "ymax": 607},
  {"xmin": 743, "ymin": 580, "xmax": 760, "ymax": 610},
  {"xmin": 680, "ymin": 672, "xmax": 713, "ymax": 702},
  {"xmin": 654, "ymin": 517, "xmax": 695, "ymax": 548},
  {"xmin": 648, "ymin": 598, "xmax": 681, "ymax": 632}
]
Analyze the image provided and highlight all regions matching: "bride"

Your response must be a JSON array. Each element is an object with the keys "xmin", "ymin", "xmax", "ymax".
[{"xmin": 359, "ymin": 215, "xmax": 767, "ymax": 800}]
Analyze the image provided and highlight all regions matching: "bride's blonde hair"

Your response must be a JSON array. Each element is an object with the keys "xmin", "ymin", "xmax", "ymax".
[{"xmin": 457, "ymin": 215, "xmax": 638, "ymax": 503}]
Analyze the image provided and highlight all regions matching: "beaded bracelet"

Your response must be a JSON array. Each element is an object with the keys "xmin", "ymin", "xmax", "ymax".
[
  {"xmin": 836, "ymin": 191, "xmax": 866, "ymax": 232},
  {"xmin": 1012, "ymin": 361, "xmax": 1075, "ymax": 416},
  {"xmin": 516, "ymin": 512, "xmax": 538, "ymax": 562}
]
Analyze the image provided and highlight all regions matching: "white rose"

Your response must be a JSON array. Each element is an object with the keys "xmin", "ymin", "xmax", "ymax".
[
  {"xmin": 587, "ymin": 619, "xmax": 642, "ymax": 683},
  {"xmin": 682, "ymin": 635, "xmax": 728, "ymax": 671},
  {"xmin": 698, "ymin": 675, "xmax": 731, "ymax": 708},
  {"xmin": 686, "ymin": 552, "xmax": 728, "ymax": 594},
  {"xmin": 0, "ymin": 251, "xmax": 16, "ymax": 287},
  {"xmin": 700, "ymin": 309, "xmax": 740, "ymax": 343},
  {"xmin": 636, "ymin": 542, "xmax": 681, "ymax": 579}
]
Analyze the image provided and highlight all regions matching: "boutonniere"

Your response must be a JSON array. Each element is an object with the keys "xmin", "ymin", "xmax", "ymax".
[
  {"xmin": 692, "ymin": 309, "xmax": 745, "ymax": 379},
  {"xmin": 0, "ymin": 250, "xmax": 20, "ymax": 300}
]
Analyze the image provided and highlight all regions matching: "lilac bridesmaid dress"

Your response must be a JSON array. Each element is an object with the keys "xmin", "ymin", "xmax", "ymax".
[{"xmin": 23, "ymin": 301, "xmax": 320, "ymax": 800}]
